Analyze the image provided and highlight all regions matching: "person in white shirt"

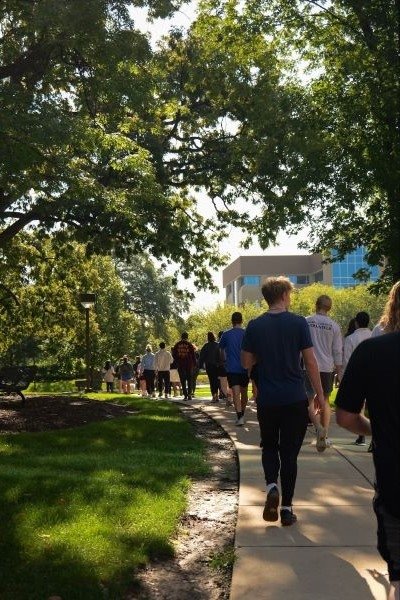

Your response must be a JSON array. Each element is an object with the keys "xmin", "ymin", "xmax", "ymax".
[
  {"xmin": 154, "ymin": 342, "xmax": 173, "ymax": 398},
  {"xmin": 305, "ymin": 295, "xmax": 343, "ymax": 451},
  {"xmin": 343, "ymin": 312, "xmax": 372, "ymax": 446},
  {"xmin": 343, "ymin": 312, "xmax": 372, "ymax": 372}
]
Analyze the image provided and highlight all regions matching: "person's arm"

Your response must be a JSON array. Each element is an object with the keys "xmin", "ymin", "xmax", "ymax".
[
  {"xmin": 342, "ymin": 336, "xmax": 352, "ymax": 374},
  {"xmin": 241, "ymin": 350, "xmax": 256, "ymax": 370},
  {"xmin": 336, "ymin": 408, "xmax": 371, "ymax": 435},
  {"xmin": 302, "ymin": 347, "xmax": 325, "ymax": 411},
  {"xmin": 333, "ymin": 324, "xmax": 343, "ymax": 382},
  {"xmin": 335, "ymin": 340, "xmax": 370, "ymax": 434}
]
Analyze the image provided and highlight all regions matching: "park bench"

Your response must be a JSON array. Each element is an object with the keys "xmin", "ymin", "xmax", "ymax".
[{"xmin": 0, "ymin": 366, "xmax": 36, "ymax": 405}]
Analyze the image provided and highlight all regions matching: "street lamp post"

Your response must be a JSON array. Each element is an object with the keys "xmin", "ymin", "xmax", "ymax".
[{"xmin": 79, "ymin": 293, "xmax": 96, "ymax": 392}]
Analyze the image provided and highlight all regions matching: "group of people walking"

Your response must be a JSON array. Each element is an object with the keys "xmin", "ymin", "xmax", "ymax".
[
  {"xmin": 102, "ymin": 335, "xmax": 201, "ymax": 399},
  {"xmin": 237, "ymin": 276, "xmax": 399, "ymax": 600},
  {"xmin": 100, "ymin": 277, "xmax": 400, "ymax": 597}
]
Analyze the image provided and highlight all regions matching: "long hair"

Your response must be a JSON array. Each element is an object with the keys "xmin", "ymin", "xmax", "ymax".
[{"xmin": 379, "ymin": 281, "xmax": 400, "ymax": 332}]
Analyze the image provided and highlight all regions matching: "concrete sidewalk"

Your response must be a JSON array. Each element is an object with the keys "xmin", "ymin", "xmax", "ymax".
[{"xmin": 192, "ymin": 397, "xmax": 389, "ymax": 600}]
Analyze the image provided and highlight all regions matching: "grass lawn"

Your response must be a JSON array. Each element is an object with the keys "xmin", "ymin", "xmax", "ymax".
[{"xmin": 0, "ymin": 394, "xmax": 208, "ymax": 600}]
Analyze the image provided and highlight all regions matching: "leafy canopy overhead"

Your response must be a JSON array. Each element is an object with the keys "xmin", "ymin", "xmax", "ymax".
[
  {"xmin": 0, "ymin": 0, "xmax": 224, "ymax": 290},
  {"xmin": 156, "ymin": 0, "xmax": 400, "ymax": 287}
]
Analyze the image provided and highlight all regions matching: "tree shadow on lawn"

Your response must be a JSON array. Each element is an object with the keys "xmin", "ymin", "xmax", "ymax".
[{"xmin": 0, "ymin": 401, "xmax": 206, "ymax": 598}]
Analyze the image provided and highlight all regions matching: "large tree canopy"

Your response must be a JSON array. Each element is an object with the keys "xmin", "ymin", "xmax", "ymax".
[
  {"xmin": 154, "ymin": 0, "xmax": 400, "ymax": 287},
  {"xmin": 0, "ymin": 0, "xmax": 224, "ymax": 289}
]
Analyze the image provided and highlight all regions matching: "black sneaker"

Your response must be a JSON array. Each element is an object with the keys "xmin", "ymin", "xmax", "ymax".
[
  {"xmin": 263, "ymin": 487, "xmax": 279, "ymax": 522},
  {"xmin": 280, "ymin": 509, "xmax": 297, "ymax": 526},
  {"xmin": 354, "ymin": 435, "xmax": 366, "ymax": 446}
]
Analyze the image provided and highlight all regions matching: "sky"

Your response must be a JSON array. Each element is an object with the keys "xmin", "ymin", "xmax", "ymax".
[{"xmin": 130, "ymin": 3, "xmax": 309, "ymax": 311}]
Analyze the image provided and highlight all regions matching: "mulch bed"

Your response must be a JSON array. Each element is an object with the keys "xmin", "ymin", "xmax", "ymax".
[{"xmin": 0, "ymin": 395, "xmax": 136, "ymax": 433}]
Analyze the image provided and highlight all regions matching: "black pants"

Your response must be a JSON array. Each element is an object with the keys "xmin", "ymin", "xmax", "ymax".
[
  {"xmin": 257, "ymin": 400, "xmax": 308, "ymax": 506},
  {"xmin": 206, "ymin": 364, "xmax": 219, "ymax": 395},
  {"xmin": 106, "ymin": 381, "xmax": 114, "ymax": 392},
  {"xmin": 178, "ymin": 367, "xmax": 193, "ymax": 399},
  {"xmin": 157, "ymin": 371, "xmax": 170, "ymax": 395},
  {"xmin": 143, "ymin": 369, "xmax": 155, "ymax": 395}
]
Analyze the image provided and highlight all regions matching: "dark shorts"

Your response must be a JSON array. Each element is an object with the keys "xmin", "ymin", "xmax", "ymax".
[
  {"xmin": 304, "ymin": 371, "xmax": 334, "ymax": 397},
  {"xmin": 227, "ymin": 372, "xmax": 249, "ymax": 388},
  {"xmin": 218, "ymin": 365, "xmax": 227, "ymax": 377},
  {"xmin": 373, "ymin": 496, "xmax": 400, "ymax": 581}
]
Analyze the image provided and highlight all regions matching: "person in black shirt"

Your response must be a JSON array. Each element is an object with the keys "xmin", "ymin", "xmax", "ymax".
[{"xmin": 336, "ymin": 332, "xmax": 400, "ymax": 599}]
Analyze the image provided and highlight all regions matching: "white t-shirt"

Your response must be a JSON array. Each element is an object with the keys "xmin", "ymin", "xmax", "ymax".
[
  {"xmin": 306, "ymin": 313, "xmax": 343, "ymax": 372},
  {"xmin": 343, "ymin": 328, "xmax": 372, "ymax": 372},
  {"xmin": 154, "ymin": 349, "xmax": 173, "ymax": 371},
  {"xmin": 371, "ymin": 323, "xmax": 385, "ymax": 338}
]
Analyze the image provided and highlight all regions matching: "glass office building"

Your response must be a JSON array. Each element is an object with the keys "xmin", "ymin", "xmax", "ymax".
[{"xmin": 331, "ymin": 247, "xmax": 380, "ymax": 288}]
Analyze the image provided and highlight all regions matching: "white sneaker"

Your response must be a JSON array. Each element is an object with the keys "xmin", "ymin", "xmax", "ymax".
[
  {"xmin": 236, "ymin": 416, "xmax": 245, "ymax": 426},
  {"xmin": 152, "ymin": 392, "xmax": 156, "ymax": 398},
  {"xmin": 325, "ymin": 438, "xmax": 333, "ymax": 448}
]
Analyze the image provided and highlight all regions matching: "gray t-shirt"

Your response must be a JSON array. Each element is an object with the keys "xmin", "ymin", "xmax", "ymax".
[{"xmin": 305, "ymin": 313, "xmax": 343, "ymax": 372}]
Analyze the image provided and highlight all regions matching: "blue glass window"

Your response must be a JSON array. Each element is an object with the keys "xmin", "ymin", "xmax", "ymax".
[
  {"xmin": 241, "ymin": 276, "xmax": 261, "ymax": 286},
  {"xmin": 288, "ymin": 274, "xmax": 309, "ymax": 285},
  {"xmin": 331, "ymin": 247, "xmax": 379, "ymax": 288}
]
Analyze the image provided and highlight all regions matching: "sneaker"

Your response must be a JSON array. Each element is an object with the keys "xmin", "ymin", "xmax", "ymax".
[
  {"xmin": 368, "ymin": 441, "xmax": 373, "ymax": 452},
  {"xmin": 263, "ymin": 487, "xmax": 279, "ymax": 522},
  {"xmin": 280, "ymin": 508, "xmax": 297, "ymax": 526},
  {"xmin": 354, "ymin": 436, "xmax": 366, "ymax": 446},
  {"xmin": 236, "ymin": 416, "xmax": 244, "ymax": 426},
  {"xmin": 316, "ymin": 424, "xmax": 327, "ymax": 452},
  {"xmin": 151, "ymin": 392, "xmax": 156, "ymax": 398},
  {"xmin": 325, "ymin": 438, "xmax": 333, "ymax": 448},
  {"xmin": 187, "ymin": 395, "xmax": 192, "ymax": 401}
]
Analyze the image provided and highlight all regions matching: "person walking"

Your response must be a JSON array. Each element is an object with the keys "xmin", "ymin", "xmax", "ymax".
[
  {"xmin": 219, "ymin": 312, "xmax": 249, "ymax": 426},
  {"xmin": 118, "ymin": 355, "xmax": 134, "ymax": 394},
  {"xmin": 141, "ymin": 346, "xmax": 156, "ymax": 398},
  {"xmin": 336, "ymin": 329, "xmax": 400, "ymax": 600},
  {"xmin": 241, "ymin": 276, "xmax": 324, "ymax": 526},
  {"xmin": 371, "ymin": 280, "xmax": 400, "ymax": 338},
  {"xmin": 102, "ymin": 360, "xmax": 115, "ymax": 393},
  {"xmin": 172, "ymin": 332, "xmax": 197, "ymax": 400},
  {"xmin": 217, "ymin": 330, "xmax": 231, "ymax": 405},
  {"xmin": 199, "ymin": 332, "xmax": 220, "ymax": 403},
  {"xmin": 305, "ymin": 294, "xmax": 343, "ymax": 451},
  {"xmin": 154, "ymin": 342, "xmax": 173, "ymax": 398},
  {"xmin": 343, "ymin": 311, "xmax": 372, "ymax": 446}
]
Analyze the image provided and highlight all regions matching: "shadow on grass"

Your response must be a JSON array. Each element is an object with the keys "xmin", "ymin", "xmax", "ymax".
[{"xmin": 0, "ymin": 398, "xmax": 207, "ymax": 599}]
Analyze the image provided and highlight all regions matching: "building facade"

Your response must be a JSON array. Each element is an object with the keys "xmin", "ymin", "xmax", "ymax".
[{"xmin": 223, "ymin": 248, "xmax": 379, "ymax": 305}]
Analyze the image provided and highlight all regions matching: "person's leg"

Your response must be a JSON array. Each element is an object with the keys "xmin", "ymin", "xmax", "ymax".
[
  {"xmin": 178, "ymin": 368, "xmax": 188, "ymax": 398},
  {"xmin": 231, "ymin": 384, "xmax": 242, "ymax": 418},
  {"xmin": 144, "ymin": 370, "xmax": 152, "ymax": 396},
  {"xmin": 240, "ymin": 385, "xmax": 248, "ymax": 413},
  {"xmin": 187, "ymin": 369, "xmax": 193, "ymax": 399},
  {"xmin": 279, "ymin": 401, "xmax": 309, "ymax": 509},
  {"xmin": 207, "ymin": 366, "xmax": 219, "ymax": 401},
  {"xmin": 150, "ymin": 371, "xmax": 156, "ymax": 397},
  {"xmin": 257, "ymin": 403, "xmax": 281, "ymax": 521},
  {"xmin": 374, "ymin": 496, "xmax": 400, "ymax": 598},
  {"xmin": 257, "ymin": 404, "xmax": 280, "ymax": 485},
  {"xmin": 164, "ymin": 372, "xmax": 170, "ymax": 397}
]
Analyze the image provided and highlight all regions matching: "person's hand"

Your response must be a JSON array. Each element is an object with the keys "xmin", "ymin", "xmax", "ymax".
[{"xmin": 313, "ymin": 392, "xmax": 325, "ymax": 413}]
